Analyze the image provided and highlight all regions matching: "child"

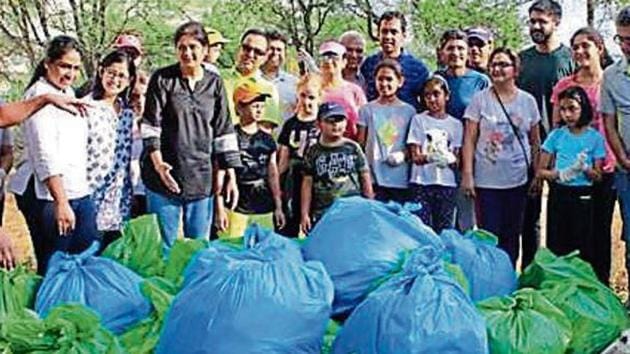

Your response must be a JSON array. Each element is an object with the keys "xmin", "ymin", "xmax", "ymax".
[
  {"xmin": 407, "ymin": 75, "xmax": 463, "ymax": 233},
  {"xmin": 300, "ymin": 102, "xmax": 374, "ymax": 234},
  {"xmin": 357, "ymin": 59, "xmax": 415, "ymax": 203},
  {"xmin": 215, "ymin": 81, "xmax": 285, "ymax": 238},
  {"xmin": 277, "ymin": 73, "xmax": 323, "ymax": 236},
  {"xmin": 537, "ymin": 86, "xmax": 605, "ymax": 261}
]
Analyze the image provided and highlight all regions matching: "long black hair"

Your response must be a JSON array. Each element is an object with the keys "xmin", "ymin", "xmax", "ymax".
[
  {"xmin": 91, "ymin": 50, "xmax": 136, "ymax": 107},
  {"xmin": 26, "ymin": 35, "xmax": 82, "ymax": 91}
]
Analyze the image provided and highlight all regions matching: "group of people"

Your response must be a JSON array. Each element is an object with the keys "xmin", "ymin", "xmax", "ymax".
[{"xmin": 0, "ymin": 0, "xmax": 629, "ymax": 289}]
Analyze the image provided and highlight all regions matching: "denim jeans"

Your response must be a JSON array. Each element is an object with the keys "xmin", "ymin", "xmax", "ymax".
[
  {"xmin": 146, "ymin": 188, "xmax": 214, "ymax": 253},
  {"xmin": 15, "ymin": 179, "xmax": 100, "ymax": 275},
  {"xmin": 615, "ymin": 169, "xmax": 630, "ymax": 283}
]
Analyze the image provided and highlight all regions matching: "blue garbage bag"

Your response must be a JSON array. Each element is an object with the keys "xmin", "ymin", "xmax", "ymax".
[
  {"xmin": 441, "ymin": 229, "xmax": 516, "ymax": 302},
  {"xmin": 302, "ymin": 197, "xmax": 443, "ymax": 317},
  {"xmin": 156, "ymin": 225, "xmax": 334, "ymax": 354},
  {"xmin": 332, "ymin": 246, "xmax": 488, "ymax": 354},
  {"xmin": 34, "ymin": 242, "xmax": 152, "ymax": 335}
]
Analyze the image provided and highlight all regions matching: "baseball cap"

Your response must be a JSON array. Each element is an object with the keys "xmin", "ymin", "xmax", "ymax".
[
  {"xmin": 233, "ymin": 80, "xmax": 271, "ymax": 105},
  {"xmin": 318, "ymin": 102, "xmax": 347, "ymax": 122},
  {"xmin": 207, "ymin": 28, "xmax": 230, "ymax": 47},
  {"xmin": 466, "ymin": 27, "xmax": 493, "ymax": 44},
  {"xmin": 113, "ymin": 34, "xmax": 143, "ymax": 55},
  {"xmin": 318, "ymin": 41, "xmax": 346, "ymax": 56}
]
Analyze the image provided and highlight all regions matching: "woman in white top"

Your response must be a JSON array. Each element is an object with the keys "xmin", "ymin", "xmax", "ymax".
[
  {"xmin": 84, "ymin": 50, "xmax": 136, "ymax": 248},
  {"xmin": 461, "ymin": 47, "xmax": 541, "ymax": 265},
  {"xmin": 10, "ymin": 35, "xmax": 99, "ymax": 275}
]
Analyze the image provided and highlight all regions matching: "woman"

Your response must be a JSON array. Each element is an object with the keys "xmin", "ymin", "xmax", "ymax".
[
  {"xmin": 85, "ymin": 50, "xmax": 136, "ymax": 247},
  {"xmin": 141, "ymin": 22, "xmax": 240, "ymax": 252},
  {"xmin": 550, "ymin": 27, "xmax": 615, "ymax": 284},
  {"xmin": 461, "ymin": 47, "xmax": 541, "ymax": 265},
  {"xmin": 318, "ymin": 40, "xmax": 367, "ymax": 141},
  {"xmin": 9, "ymin": 35, "xmax": 99, "ymax": 275}
]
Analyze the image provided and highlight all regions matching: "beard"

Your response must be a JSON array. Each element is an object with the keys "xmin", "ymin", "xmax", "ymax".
[{"xmin": 530, "ymin": 29, "xmax": 551, "ymax": 44}]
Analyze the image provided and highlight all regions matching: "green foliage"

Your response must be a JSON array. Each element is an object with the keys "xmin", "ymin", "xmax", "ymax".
[{"xmin": 409, "ymin": 0, "xmax": 525, "ymax": 69}]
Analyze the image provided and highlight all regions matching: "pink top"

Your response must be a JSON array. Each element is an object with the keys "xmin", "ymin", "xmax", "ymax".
[
  {"xmin": 323, "ymin": 80, "xmax": 367, "ymax": 141},
  {"xmin": 551, "ymin": 75, "xmax": 616, "ymax": 173}
]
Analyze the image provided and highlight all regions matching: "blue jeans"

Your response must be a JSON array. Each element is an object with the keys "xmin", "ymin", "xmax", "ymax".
[
  {"xmin": 146, "ymin": 188, "xmax": 214, "ymax": 253},
  {"xmin": 15, "ymin": 179, "xmax": 100, "ymax": 275},
  {"xmin": 615, "ymin": 170, "xmax": 630, "ymax": 281}
]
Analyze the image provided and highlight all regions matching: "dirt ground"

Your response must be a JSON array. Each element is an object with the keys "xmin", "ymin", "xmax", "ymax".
[{"xmin": 4, "ymin": 192, "xmax": 628, "ymax": 299}]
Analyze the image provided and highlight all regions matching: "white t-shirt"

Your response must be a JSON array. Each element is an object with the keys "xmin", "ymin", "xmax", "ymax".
[
  {"xmin": 357, "ymin": 100, "xmax": 415, "ymax": 188},
  {"xmin": 464, "ymin": 88, "xmax": 541, "ymax": 189},
  {"xmin": 407, "ymin": 112, "xmax": 463, "ymax": 187}
]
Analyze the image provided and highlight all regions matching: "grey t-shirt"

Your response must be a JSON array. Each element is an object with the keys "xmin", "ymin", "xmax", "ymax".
[
  {"xmin": 600, "ymin": 58, "xmax": 630, "ymax": 153},
  {"xmin": 464, "ymin": 88, "xmax": 541, "ymax": 189},
  {"xmin": 357, "ymin": 100, "xmax": 415, "ymax": 188}
]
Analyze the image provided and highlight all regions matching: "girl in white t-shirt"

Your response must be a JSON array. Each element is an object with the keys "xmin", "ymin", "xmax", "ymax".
[{"xmin": 407, "ymin": 75, "xmax": 463, "ymax": 232}]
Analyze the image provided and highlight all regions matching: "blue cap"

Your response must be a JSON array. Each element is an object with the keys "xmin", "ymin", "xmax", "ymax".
[{"xmin": 318, "ymin": 102, "xmax": 347, "ymax": 122}]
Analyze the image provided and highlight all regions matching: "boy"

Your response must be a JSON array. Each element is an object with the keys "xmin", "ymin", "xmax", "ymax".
[
  {"xmin": 300, "ymin": 102, "xmax": 374, "ymax": 233},
  {"xmin": 215, "ymin": 81, "xmax": 285, "ymax": 238}
]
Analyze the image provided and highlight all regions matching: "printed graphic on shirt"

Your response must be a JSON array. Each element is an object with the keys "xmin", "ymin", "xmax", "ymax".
[{"xmin": 482, "ymin": 112, "xmax": 526, "ymax": 164}]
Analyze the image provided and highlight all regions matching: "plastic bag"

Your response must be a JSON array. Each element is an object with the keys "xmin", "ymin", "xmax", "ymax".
[
  {"xmin": 163, "ymin": 238, "xmax": 207, "ymax": 289},
  {"xmin": 477, "ymin": 288, "xmax": 572, "ymax": 354},
  {"xmin": 0, "ymin": 266, "xmax": 42, "ymax": 317},
  {"xmin": 519, "ymin": 248, "xmax": 599, "ymax": 289},
  {"xmin": 119, "ymin": 277, "xmax": 175, "ymax": 354},
  {"xmin": 441, "ymin": 229, "xmax": 516, "ymax": 302},
  {"xmin": 0, "ymin": 304, "xmax": 124, "ymax": 353},
  {"xmin": 541, "ymin": 280, "xmax": 630, "ymax": 354},
  {"xmin": 332, "ymin": 246, "xmax": 487, "ymax": 354},
  {"xmin": 35, "ymin": 242, "xmax": 152, "ymax": 334},
  {"xmin": 157, "ymin": 225, "xmax": 333, "ymax": 354},
  {"xmin": 102, "ymin": 214, "xmax": 165, "ymax": 278},
  {"xmin": 302, "ymin": 197, "xmax": 443, "ymax": 317}
]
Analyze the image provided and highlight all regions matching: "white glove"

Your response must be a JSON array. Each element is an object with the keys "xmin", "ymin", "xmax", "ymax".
[{"xmin": 386, "ymin": 151, "xmax": 406, "ymax": 166}]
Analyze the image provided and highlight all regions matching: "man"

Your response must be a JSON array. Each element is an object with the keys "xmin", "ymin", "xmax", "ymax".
[
  {"xmin": 204, "ymin": 28, "xmax": 230, "ymax": 74},
  {"xmin": 261, "ymin": 30, "xmax": 298, "ymax": 121},
  {"xmin": 339, "ymin": 31, "xmax": 366, "ymax": 89},
  {"xmin": 602, "ymin": 6, "xmax": 630, "ymax": 287},
  {"xmin": 517, "ymin": 0, "xmax": 574, "ymax": 268},
  {"xmin": 360, "ymin": 11, "xmax": 430, "ymax": 110},
  {"xmin": 466, "ymin": 26, "xmax": 494, "ymax": 74},
  {"xmin": 223, "ymin": 28, "xmax": 281, "ymax": 126}
]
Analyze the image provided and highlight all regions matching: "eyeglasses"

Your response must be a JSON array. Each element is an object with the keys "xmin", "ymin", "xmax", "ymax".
[
  {"xmin": 614, "ymin": 35, "xmax": 630, "ymax": 45},
  {"xmin": 103, "ymin": 68, "xmax": 129, "ymax": 81},
  {"xmin": 241, "ymin": 43, "xmax": 267, "ymax": 57},
  {"xmin": 490, "ymin": 61, "xmax": 513, "ymax": 69}
]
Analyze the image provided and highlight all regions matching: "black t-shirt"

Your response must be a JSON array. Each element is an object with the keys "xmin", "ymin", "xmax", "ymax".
[
  {"xmin": 278, "ymin": 115, "xmax": 320, "ymax": 162},
  {"xmin": 235, "ymin": 125, "xmax": 277, "ymax": 214}
]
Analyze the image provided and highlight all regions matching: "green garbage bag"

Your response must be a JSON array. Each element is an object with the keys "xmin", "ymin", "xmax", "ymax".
[
  {"xmin": 163, "ymin": 239, "xmax": 207, "ymax": 288},
  {"xmin": 541, "ymin": 280, "xmax": 630, "ymax": 354},
  {"xmin": 321, "ymin": 320, "xmax": 341, "ymax": 354},
  {"xmin": 0, "ymin": 266, "xmax": 42, "ymax": 317},
  {"xmin": 0, "ymin": 304, "xmax": 124, "ymax": 353},
  {"xmin": 477, "ymin": 288, "xmax": 572, "ymax": 354},
  {"xmin": 119, "ymin": 277, "xmax": 175, "ymax": 354},
  {"xmin": 102, "ymin": 215, "xmax": 165, "ymax": 278},
  {"xmin": 519, "ymin": 248, "xmax": 599, "ymax": 289}
]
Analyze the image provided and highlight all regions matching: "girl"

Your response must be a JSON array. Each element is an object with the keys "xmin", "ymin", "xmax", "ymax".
[
  {"xmin": 461, "ymin": 47, "xmax": 541, "ymax": 265},
  {"xmin": 357, "ymin": 59, "xmax": 415, "ymax": 203},
  {"xmin": 85, "ymin": 50, "xmax": 136, "ymax": 247},
  {"xmin": 550, "ymin": 27, "xmax": 615, "ymax": 284},
  {"xmin": 407, "ymin": 76, "xmax": 463, "ymax": 233},
  {"xmin": 9, "ymin": 35, "xmax": 99, "ymax": 274},
  {"xmin": 215, "ymin": 81, "xmax": 285, "ymax": 237},
  {"xmin": 141, "ymin": 22, "xmax": 240, "ymax": 253},
  {"xmin": 277, "ymin": 73, "xmax": 323, "ymax": 237},
  {"xmin": 538, "ymin": 86, "xmax": 606, "ymax": 262},
  {"xmin": 130, "ymin": 71, "xmax": 149, "ymax": 217}
]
